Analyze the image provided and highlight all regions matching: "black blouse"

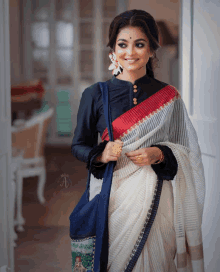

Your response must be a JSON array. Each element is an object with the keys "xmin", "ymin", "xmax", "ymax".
[{"xmin": 71, "ymin": 74, "xmax": 178, "ymax": 180}]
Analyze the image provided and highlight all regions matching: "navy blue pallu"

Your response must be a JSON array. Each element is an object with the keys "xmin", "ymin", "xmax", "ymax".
[{"xmin": 69, "ymin": 82, "xmax": 115, "ymax": 272}]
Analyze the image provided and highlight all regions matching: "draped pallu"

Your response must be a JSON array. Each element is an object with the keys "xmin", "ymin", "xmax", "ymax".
[{"xmin": 89, "ymin": 85, "xmax": 205, "ymax": 272}]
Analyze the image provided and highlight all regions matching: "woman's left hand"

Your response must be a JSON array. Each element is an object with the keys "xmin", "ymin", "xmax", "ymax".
[{"xmin": 126, "ymin": 147, "xmax": 162, "ymax": 166}]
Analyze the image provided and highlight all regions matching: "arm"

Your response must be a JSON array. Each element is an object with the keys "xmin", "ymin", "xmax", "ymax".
[
  {"xmin": 86, "ymin": 140, "xmax": 109, "ymax": 179},
  {"xmin": 126, "ymin": 145, "xmax": 178, "ymax": 180},
  {"xmin": 150, "ymin": 145, "xmax": 178, "ymax": 180},
  {"xmin": 71, "ymin": 88, "xmax": 98, "ymax": 163},
  {"xmin": 87, "ymin": 139, "xmax": 123, "ymax": 179},
  {"xmin": 71, "ymin": 88, "xmax": 122, "ymax": 179}
]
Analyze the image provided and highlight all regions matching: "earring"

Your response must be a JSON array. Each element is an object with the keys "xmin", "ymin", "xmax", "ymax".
[{"xmin": 108, "ymin": 52, "xmax": 123, "ymax": 76}]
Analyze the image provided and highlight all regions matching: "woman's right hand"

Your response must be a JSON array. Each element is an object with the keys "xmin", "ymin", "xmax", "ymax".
[{"xmin": 96, "ymin": 139, "xmax": 123, "ymax": 164}]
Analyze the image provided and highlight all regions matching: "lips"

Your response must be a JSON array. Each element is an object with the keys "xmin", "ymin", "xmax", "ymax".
[{"xmin": 125, "ymin": 58, "xmax": 139, "ymax": 63}]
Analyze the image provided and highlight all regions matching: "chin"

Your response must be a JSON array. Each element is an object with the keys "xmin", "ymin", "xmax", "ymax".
[{"xmin": 124, "ymin": 65, "xmax": 143, "ymax": 72}]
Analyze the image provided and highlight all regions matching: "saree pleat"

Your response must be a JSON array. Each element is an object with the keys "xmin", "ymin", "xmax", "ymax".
[
  {"xmin": 109, "ymin": 177, "xmax": 177, "ymax": 272},
  {"xmin": 108, "ymin": 165, "xmax": 156, "ymax": 271}
]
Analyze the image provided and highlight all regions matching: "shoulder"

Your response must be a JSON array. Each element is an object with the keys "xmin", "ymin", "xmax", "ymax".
[
  {"xmin": 83, "ymin": 80, "xmax": 110, "ymax": 100},
  {"xmin": 82, "ymin": 79, "xmax": 113, "ymax": 99},
  {"xmin": 151, "ymin": 78, "xmax": 181, "ymax": 99},
  {"xmin": 82, "ymin": 82, "xmax": 100, "ymax": 98},
  {"xmin": 79, "ymin": 83, "xmax": 102, "ymax": 108},
  {"xmin": 151, "ymin": 77, "xmax": 169, "ymax": 89}
]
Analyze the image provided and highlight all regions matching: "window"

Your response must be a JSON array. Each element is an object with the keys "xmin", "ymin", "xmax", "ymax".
[{"xmin": 22, "ymin": 0, "xmax": 127, "ymax": 144}]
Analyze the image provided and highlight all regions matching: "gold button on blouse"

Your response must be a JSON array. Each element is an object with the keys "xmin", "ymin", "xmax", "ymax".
[
  {"xmin": 133, "ymin": 98, "xmax": 137, "ymax": 105},
  {"xmin": 133, "ymin": 85, "xmax": 138, "ymax": 93}
]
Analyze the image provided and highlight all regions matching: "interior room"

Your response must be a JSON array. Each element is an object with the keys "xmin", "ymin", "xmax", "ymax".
[
  {"xmin": 10, "ymin": 1, "xmax": 179, "ymax": 270},
  {"xmin": 2, "ymin": 0, "xmax": 219, "ymax": 271}
]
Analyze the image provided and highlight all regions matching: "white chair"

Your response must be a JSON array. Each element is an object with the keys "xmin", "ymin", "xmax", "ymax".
[
  {"xmin": 11, "ymin": 108, "xmax": 54, "ymax": 231},
  {"xmin": 11, "ymin": 148, "xmax": 24, "ymax": 246}
]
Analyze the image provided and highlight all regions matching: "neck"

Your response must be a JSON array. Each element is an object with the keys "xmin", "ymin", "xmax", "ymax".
[{"xmin": 116, "ymin": 67, "xmax": 146, "ymax": 84}]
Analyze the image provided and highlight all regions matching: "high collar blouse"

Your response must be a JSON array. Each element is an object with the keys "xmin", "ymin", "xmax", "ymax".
[{"xmin": 71, "ymin": 74, "xmax": 168, "ymax": 163}]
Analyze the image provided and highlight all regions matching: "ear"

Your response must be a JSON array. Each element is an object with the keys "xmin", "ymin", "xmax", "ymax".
[{"xmin": 110, "ymin": 47, "xmax": 115, "ymax": 53}]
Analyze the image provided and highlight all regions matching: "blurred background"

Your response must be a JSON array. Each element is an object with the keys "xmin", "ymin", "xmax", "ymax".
[
  {"xmin": 2, "ymin": 0, "xmax": 219, "ymax": 271},
  {"xmin": 10, "ymin": 0, "xmax": 179, "ymax": 144},
  {"xmin": 9, "ymin": 1, "xmax": 180, "ymax": 271}
]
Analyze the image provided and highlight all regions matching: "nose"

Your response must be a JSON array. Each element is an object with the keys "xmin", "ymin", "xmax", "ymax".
[{"xmin": 126, "ymin": 44, "xmax": 135, "ymax": 55}]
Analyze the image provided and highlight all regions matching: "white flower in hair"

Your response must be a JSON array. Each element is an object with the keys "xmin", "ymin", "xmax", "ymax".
[{"xmin": 108, "ymin": 53, "xmax": 123, "ymax": 75}]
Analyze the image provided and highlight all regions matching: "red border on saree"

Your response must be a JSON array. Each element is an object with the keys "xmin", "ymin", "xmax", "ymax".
[{"xmin": 101, "ymin": 85, "xmax": 179, "ymax": 141}]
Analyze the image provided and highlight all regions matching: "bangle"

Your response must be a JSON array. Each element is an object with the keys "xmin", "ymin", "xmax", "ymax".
[
  {"xmin": 93, "ymin": 156, "xmax": 105, "ymax": 167},
  {"xmin": 94, "ymin": 163, "xmax": 106, "ymax": 167},
  {"xmin": 153, "ymin": 149, "xmax": 164, "ymax": 164}
]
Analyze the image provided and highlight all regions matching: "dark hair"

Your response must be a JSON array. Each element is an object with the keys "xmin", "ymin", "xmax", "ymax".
[{"xmin": 107, "ymin": 9, "xmax": 160, "ymax": 78}]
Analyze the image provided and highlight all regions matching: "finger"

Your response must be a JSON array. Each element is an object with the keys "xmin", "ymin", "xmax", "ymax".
[
  {"xmin": 126, "ymin": 150, "xmax": 143, "ymax": 157},
  {"xmin": 114, "ymin": 139, "xmax": 123, "ymax": 146},
  {"xmin": 109, "ymin": 142, "xmax": 123, "ymax": 149},
  {"xmin": 107, "ymin": 141, "xmax": 114, "ymax": 148},
  {"xmin": 130, "ymin": 159, "xmax": 143, "ymax": 165},
  {"xmin": 104, "ymin": 157, "xmax": 117, "ymax": 163},
  {"xmin": 110, "ymin": 153, "xmax": 121, "ymax": 159},
  {"xmin": 108, "ymin": 155, "xmax": 119, "ymax": 161},
  {"xmin": 128, "ymin": 154, "xmax": 147, "ymax": 162},
  {"xmin": 131, "ymin": 161, "xmax": 144, "ymax": 166},
  {"xmin": 127, "ymin": 147, "xmax": 149, "ymax": 156},
  {"xmin": 111, "ymin": 144, "xmax": 123, "ymax": 156},
  {"xmin": 114, "ymin": 139, "xmax": 123, "ymax": 143},
  {"xmin": 128, "ymin": 155, "xmax": 142, "ymax": 160},
  {"xmin": 132, "ymin": 160, "xmax": 150, "ymax": 166},
  {"xmin": 131, "ymin": 157, "xmax": 150, "ymax": 164},
  {"xmin": 108, "ymin": 153, "xmax": 119, "ymax": 159},
  {"xmin": 133, "ymin": 160, "xmax": 146, "ymax": 165},
  {"xmin": 111, "ymin": 152, "xmax": 122, "ymax": 158}
]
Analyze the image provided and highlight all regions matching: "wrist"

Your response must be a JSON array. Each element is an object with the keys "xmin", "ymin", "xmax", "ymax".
[
  {"xmin": 93, "ymin": 155, "xmax": 106, "ymax": 167},
  {"xmin": 94, "ymin": 155, "xmax": 102, "ymax": 163},
  {"xmin": 153, "ymin": 148, "xmax": 164, "ymax": 164}
]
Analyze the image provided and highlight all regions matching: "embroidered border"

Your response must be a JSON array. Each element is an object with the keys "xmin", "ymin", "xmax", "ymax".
[
  {"xmin": 71, "ymin": 236, "xmax": 96, "ymax": 272},
  {"xmin": 124, "ymin": 179, "xmax": 163, "ymax": 272},
  {"xmin": 102, "ymin": 85, "xmax": 180, "ymax": 141}
]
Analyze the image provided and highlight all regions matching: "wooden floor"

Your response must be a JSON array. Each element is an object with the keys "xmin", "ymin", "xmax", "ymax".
[{"xmin": 14, "ymin": 146, "xmax": 88, "ymax": 272}]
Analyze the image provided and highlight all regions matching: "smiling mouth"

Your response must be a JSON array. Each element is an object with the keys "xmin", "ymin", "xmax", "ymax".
[{"xmin": 125, "ymin": 59, "xmax": 139, "ymax": 63}]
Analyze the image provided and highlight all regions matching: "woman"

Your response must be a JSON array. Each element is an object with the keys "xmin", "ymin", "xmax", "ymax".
[{"xmin": 71, "ymin": 9, "xmax": 205, "ymax": 272}]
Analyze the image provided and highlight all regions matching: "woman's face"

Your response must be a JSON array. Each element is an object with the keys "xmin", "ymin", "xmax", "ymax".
[{"xmin": 114, "ymin": 26, "xmax": 152, "ymax": 73}]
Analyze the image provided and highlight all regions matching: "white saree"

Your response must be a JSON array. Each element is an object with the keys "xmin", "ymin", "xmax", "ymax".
[{"xmin": 89, "ymin": 85, "xmax": 205, "ymax": 272}]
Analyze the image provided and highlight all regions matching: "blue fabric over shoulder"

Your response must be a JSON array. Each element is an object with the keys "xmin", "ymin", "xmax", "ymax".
[{"xmin": 69, "ymin": 82, "xmax": 115, "ymax": 272}]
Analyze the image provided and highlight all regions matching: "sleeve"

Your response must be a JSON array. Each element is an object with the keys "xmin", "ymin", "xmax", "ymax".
[
  {"xmin": 151, "ymin": 144, "xmax": 178, "ymax": 180},
  {"xmin": 86, "ymin": 140, "xmax": 109, "ymax": 179},
  {"xmin": 71, "ymin": 88, "xmax": 99, "ymax": 163}
]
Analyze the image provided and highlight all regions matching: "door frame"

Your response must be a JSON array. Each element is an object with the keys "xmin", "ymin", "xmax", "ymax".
[{"xmin": 0, "ymin": 0, "xmax": 14, "ymax": 271}]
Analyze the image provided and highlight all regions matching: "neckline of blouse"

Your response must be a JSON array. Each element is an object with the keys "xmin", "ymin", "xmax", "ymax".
[{"xmin": 111, "ymin": 74, "xmax": 151, "ymax": 87}]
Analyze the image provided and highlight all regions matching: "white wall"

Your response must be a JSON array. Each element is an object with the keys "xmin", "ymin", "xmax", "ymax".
[
  {"xmin": 181, "ymin": 0, "xmax": 220, "ymax": 270},
  {"xmin": 194, "ymin": 1, "xmax": 220, "ymax": 270},
  {"xmin": 128, "ymin": 0, "xmax": 180, "ymax": 36}
]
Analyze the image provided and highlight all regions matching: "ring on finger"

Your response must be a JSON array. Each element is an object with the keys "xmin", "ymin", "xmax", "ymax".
[
  {"xmin": 112, "ymin": 144, "xmax": 122, "ymax": 155},
  {"xmin": 136, "ymin": 155, "xmax": 144, "ymax": 163}
]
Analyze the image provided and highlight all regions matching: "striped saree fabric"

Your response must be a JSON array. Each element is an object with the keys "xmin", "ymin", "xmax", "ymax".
[{"xmin": 90, "ymin": 85, "xmax": 205, "ymax": 272}]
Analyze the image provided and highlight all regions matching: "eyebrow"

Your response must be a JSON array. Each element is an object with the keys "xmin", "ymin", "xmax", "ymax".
[{"xmin": 117, "ymin": 38, "xmax": 147, "ymax": 42}]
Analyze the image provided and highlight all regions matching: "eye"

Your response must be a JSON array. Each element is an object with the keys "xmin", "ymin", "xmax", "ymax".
[
  {"xmin": 118, "ymin": 43, "xmax": 127, "ymax": 48},
  {"xmin": 136, "ymin": 43, "xmax": 145, "ymax": 48}
]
